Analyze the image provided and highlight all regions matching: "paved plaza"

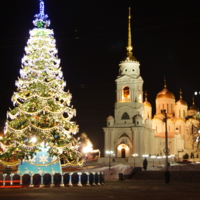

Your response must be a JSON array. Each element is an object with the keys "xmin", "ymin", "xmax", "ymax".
[{"xmin": 0, "ymin": 180, "xmax": 200, "ymax": 200}]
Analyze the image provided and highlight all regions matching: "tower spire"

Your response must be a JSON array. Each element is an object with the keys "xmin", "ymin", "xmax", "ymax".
[
  {"xmin": 192, "ymin": 96, "xmax": 195, "ymax": 105},
  {"xmin": 164, "ymin": 76, "xmax": 167, "ymax": 88},
  {"xmin": 180, "ymin": 88, "xmax": 182, "ymax": 99},
  {"xmin": 126, "ymin": 7, "xmax": 136, "ymax": 61},
  {"xmin": 145, "ymin": 91, "xmax": 148, "ymax": 101},
  {"xmin": 33, "ymin": 0, "xmax": 50, "ymax": 28}
]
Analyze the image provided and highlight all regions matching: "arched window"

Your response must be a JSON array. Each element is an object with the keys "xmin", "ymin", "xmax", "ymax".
[
  {"xmin": 122, "ymin": 112, "xmax": 130, "ymax": 120},
  {"xmin": 123, "ymin": 86, "xmax": 129, "ymax": 98}
]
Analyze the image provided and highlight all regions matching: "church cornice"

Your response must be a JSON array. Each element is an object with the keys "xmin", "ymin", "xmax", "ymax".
[{"xmin": 116, "ymin": 74, "xmax": 143, "ymax": 80}]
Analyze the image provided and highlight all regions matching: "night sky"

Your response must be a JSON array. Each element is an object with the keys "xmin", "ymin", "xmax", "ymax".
[{"xmin": 0, "ymin": 0, "xmax": 200, "ymax": 155}]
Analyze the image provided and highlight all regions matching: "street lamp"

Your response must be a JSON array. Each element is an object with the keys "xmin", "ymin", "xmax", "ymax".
[
  {"xmin": 132, "ymin": 153, "xmax": 138, "ymax": 167},
  {"xmin": 106, "ymin": 150, "xmax": 113, "ymax": 170},
  {"xmin": 151, "ymin": 155, "xmax": 156, "ymax": 167},
  {"xmin": 161, "ymin": 110, "xmax": 169, "ymax": 171}
]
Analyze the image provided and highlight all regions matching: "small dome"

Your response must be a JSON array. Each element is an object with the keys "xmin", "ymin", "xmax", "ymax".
[
  {"xmin": 124, "ymin": 55, "xmax": 137, "ymax": 61},
  {"xmin": 143, "ymin": 100, "xmax": 152, "ymax": 107},
  {"xmin": 189, "ymin": 105, "xmax": 198, "ymax": 111},
  {"xmin": 134, "ymin": 114, "xmax": 142, "ymax": 119},
  {"xmin": 176, "ymin": 99, "xmax": 187, "ymax": 106},
  {"xmin": 156, "ymin": 88, "xmax": 175, "ymax": 99},
  {"xmin": 107, "ymin": 115, "xmax": 114, "ymax": 120}
]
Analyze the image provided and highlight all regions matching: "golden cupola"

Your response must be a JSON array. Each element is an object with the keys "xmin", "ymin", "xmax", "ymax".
[
  {"xmin": 189, "ymin": 96, "xmax": 198, "ymax": 110},
  {"xmin": 143, "ymin": 91, "xmax": 152, "ymax": 107},
  {"xmin": 175, "ymin": 89, "xmax": 187, "ymax": 106},
  {"xmin": 156, "ymin": 78, "xmax": 175, "ymax": 99}
]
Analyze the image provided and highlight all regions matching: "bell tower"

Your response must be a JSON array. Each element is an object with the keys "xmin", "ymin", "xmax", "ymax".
[
  {"xmin": 115, "ymin": 7, "xmax": 144, "ymax": 123},
  {"xmin": 103, "ymin": 8, "xmax": 154, "ymax": 160}
]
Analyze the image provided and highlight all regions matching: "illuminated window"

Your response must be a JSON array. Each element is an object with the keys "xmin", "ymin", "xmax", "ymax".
[
  {"xmin": 138, "ymin": 93, "xmax": 142, "ymax": 103},
  {"xmin": 122, "ymin": 112, "xmax": 130, "ymax": 119},
  {"xmin": 123, "ymin": 87, "xmax": 129, "ymax": 98}
]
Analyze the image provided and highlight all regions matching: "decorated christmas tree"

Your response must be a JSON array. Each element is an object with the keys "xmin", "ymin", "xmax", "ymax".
[{"xmin": 0, "ymin": 0, "xmax": 82, "ymax": 174}]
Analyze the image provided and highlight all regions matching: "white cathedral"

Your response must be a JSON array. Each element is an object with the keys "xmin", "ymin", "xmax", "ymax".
[{"xmin": 103, "ymin": 9, "xmax": 200, "ymax": 161}]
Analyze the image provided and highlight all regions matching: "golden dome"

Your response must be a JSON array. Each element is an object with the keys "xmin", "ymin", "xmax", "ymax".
[
  {"xmin": 175, "ymin": 99, "xmax": 187, "ymax": 106},
  {"xmin": 175, "ymin": 89, "xmax": 187, "ymax": 106},
  {"xmin": 143, "ymin": 91, "xmax": 151, "ymax": 107},
  {"xmin": 107, "ymin": 115, "xmax": 114, "ymax": 120},
  {"xmin": 156, "ymin": 88, "xmax": 175, "ymax": 99},
  {"xmin": 189, "ymin": 105, "xmax": 198, "ymax": 111},
  {"xmin": 143, "ymin": 100, "xmax": 152, "ymax": 107},
  {"xmin": 188, "ymin": 96, "xmax": 199, "ymax": 110},
  {"xmin": 125, "ymin": 54, "xmax": 137, "ymax": 61}
]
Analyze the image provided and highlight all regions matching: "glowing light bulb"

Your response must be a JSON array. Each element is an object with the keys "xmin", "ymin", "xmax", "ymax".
[{"xmin": 30, "ymin": 137, "xmax": 37, "ymax": 143}]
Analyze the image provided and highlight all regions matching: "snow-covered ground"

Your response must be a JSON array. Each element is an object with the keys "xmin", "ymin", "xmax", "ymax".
[{"xmin": 76, "ymin": 162, "xmax": 200, "ymax": 181}]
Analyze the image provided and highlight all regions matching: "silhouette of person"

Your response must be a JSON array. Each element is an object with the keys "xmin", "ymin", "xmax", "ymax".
[{"xmin": 143, "ymin": 158, "xmax": 148, "ymax": 170}]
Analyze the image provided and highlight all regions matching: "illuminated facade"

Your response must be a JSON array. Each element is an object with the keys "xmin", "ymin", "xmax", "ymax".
[
  {"xmin": 103, "ymin": 8, "xmax": 154, "ymax": 158},
  {"xmin": 103, "ymin": 8, "xmax": 199, "ymax": 160}
]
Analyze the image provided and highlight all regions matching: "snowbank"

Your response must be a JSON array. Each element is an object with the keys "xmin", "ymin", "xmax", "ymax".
[{"xmin": 78, "ymin": 164, "xmax": 134, "ymax": 181}]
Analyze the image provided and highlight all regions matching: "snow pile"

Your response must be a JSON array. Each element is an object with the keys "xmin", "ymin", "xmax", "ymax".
[{"xmin": 78, "ymin": 164, "xmax": 134, "ymax": 181}]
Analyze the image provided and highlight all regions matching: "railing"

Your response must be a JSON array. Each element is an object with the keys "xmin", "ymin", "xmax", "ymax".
[{"xmin": 0, "ymin": 172, "xmax": 104, "ymax": 188}]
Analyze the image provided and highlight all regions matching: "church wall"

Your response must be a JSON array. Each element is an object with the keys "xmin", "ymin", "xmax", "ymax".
[
  {"xmin": 144, "ymin": 106, "xmax": 152, "ymax": 120},
  {"xmin": 174, "ymin": 105, "xmax": 187, "ymax": 119},
  {"xmin": 175, "ymin": 120, "xmax": 186, "ymax": 140},
  {"xmin": 156, "ymin": 98, "xmax": 175, "ymax": 114}
]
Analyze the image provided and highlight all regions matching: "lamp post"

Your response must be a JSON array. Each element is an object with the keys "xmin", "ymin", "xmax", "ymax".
[
  {"xmin": 161, "ymin": 109, "xmax": 171, "ymax": 184},
  {"xmin": 106, "ymin": 151, "xmax": 113, "ymax": 170},
  {"xmin": 161, "ymin": 109, "xmax": 169, "ymax": 171},
  {"xmin": 132, "ymin": 153, "xmax": 138, "ymax": 167}
]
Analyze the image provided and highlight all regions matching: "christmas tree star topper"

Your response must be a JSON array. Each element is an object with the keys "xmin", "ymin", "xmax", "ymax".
[{"xmin": 33, "ymin": 0, "xmax": 50, "ymax": 28}]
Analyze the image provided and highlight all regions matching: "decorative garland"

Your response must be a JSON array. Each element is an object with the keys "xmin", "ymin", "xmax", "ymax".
[
  {"xmin": 0, "ymin": 160, "xmax": 20, "ymax": 167},
  {"xmin": 26, "ymin": 158, "xmax": 60, "ymax": 166},
  {"xmin": 61, "ymin": 159, "xmax": 84, "ymax": 167},
  {"xmin": 0, "ymin": 158, "xmax": 84, "ymax": 167}
]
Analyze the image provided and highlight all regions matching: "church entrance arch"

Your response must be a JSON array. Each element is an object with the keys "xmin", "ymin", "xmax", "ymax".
[{"xmin": 117, "ymin": 144, "xmax": 129, "ymax": 158}]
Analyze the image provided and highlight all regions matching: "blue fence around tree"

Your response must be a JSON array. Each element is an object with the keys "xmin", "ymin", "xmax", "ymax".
[{"xmin": 0, "ymin": 172, "xmax": 104, "ymax": 187}]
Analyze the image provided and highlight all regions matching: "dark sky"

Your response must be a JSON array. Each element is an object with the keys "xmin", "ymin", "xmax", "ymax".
[{"xmin": 0, "ymin": 0, "xmax": 200, "ymax": 155}]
